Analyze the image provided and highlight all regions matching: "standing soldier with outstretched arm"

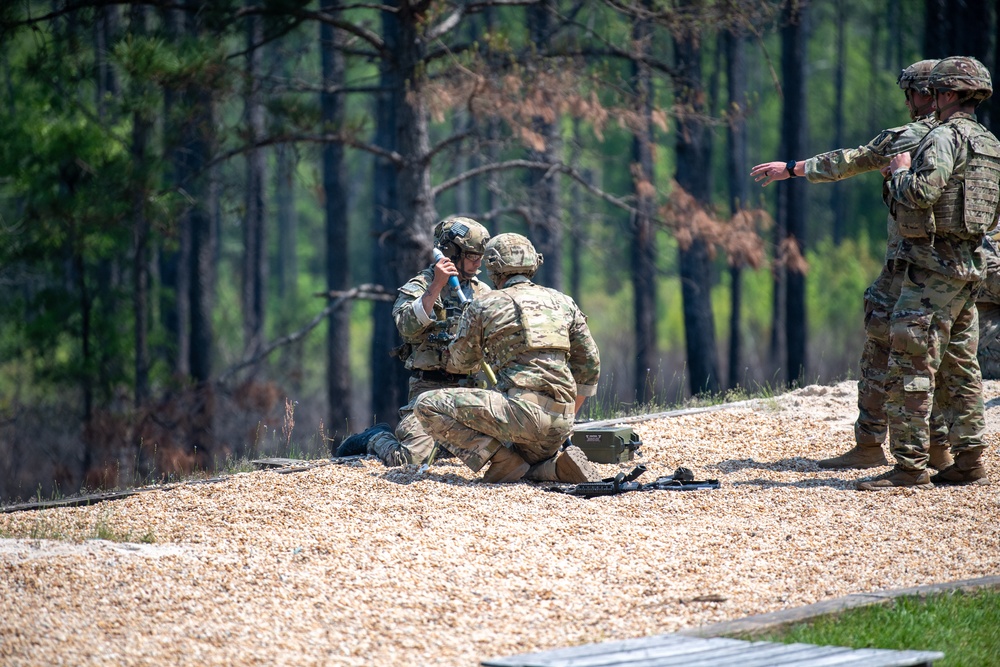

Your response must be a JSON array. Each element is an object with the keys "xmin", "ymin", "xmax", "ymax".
[
  {"xmin": 751, "ymin": 60, "xmax": 954, "ymax": 472},
  {"xmin": 414, "ymin": 233, "xmax": 602, "ymax": 484},
  {"xmin": 859, "ymin": 56, "xmax": 1000, "ymax": 489}
]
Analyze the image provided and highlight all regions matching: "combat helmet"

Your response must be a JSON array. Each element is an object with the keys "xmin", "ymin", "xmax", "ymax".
[
  {"xmin": 929, "ymin": 56, "xmax": 993, "ymax": 104},
  {"xmin": 484, "ymin": 233, "xmax": 543, "ymax": 284},
  {"xmin": 434, "ymin": 216, "xmax": 490, "ymax": 260},
  {"xmin": 897, "ymin": 59, "xmax": 939, "ymax": 96}
]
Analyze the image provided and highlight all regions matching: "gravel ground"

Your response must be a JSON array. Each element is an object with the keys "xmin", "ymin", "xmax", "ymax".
[{"xmin": 2, "ymin": 380, "xmax": 999, "ymax": 666}]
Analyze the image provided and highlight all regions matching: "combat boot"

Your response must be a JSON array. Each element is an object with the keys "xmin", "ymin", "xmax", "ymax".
[
  {"xmin": 817, "ymin": 445, "xmax": 889, "ymax": 469},
  {"xmin": 334, "ymin": 423, "xmax": 392, "ymax": 457},
  {"xmin": 928, "ymin": 444, "xmax": 954, "ymax": 472},
  {"xmin": 523, "ymin": 457, "xmax": 559, "ymax": 482},
  {"xmin": 930, "ymin": 450, "xmax": 991, "ymax": 486},
  {"xmin": 481, "ymin": 446, "xmax": 529, "ymax": 483},
  {"xmin": 554, "ymin": 445, "xmax": 602, "ymax": 483},
  {"xmin": 856, "ymin": 467, "xmax": 934, "ymax": 491},
  {"xmin": 523, "ymin": 445, "xmax": 601, "ymax": 483}
]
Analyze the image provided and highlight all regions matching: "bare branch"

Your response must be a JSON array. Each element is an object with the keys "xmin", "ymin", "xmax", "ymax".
[
  {"xmin": 433, "ymin": 159, "xmax": 637, "ymax": 216},
  {"xmin": 211, "ymin": 132, "xmax": 404, "ymax": 171},
  {"xmin": 215, "ymin": 284, "xmax": 394, "ymax": 385}
]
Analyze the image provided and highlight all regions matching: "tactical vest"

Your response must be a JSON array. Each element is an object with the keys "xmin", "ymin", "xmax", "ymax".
[
  {"xmin": 487, "ymin": 283, "xmax": 572, "ymax": 371},
  {"xmin": 398, "ymin": 272, "xmax": 485, "ymax": 371},
  {"xmin": 896, "ymin": 118, "xmax": 1000, "ymax": 240}
]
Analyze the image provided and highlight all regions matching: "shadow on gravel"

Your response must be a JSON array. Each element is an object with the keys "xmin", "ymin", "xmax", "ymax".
[
  {"xmin": 726, "ymin": 478, "xmax": 857, "ymax": 490},
  {"xmin": 987, "ymin": 396, "xmax": 1000, "ymax": 409},
  {"xmin": 709, "ymin": 457, "xmax": 832, "ymax": 473}
]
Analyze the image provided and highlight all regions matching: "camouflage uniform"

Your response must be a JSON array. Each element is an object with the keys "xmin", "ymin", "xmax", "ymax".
[
  {"xmin": 336, "ymin": 217, "xmax": 491, "ymax": 466},
  {"xmin": 806, "ymin": 117, "xmax": 941, "ymax": 457},
  {"xmin": 976, "ymin": 234, "xmax": 1000, "ymax": 350},
  {"xmin": 364, "ymin": 266, "xmax": 490, "ymax": 466},
  {"xmin": 881, "ymin": 110, "xmax": 1000, "ymax": 477},
  {"xmin": 414, "ymin": 235, "xmax": 600, "ymax": 482}
]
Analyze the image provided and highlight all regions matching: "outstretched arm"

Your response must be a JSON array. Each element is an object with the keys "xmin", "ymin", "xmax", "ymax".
[{"xmin": 750, "ymin": 160, "xmax": 803, "ymax": 186}]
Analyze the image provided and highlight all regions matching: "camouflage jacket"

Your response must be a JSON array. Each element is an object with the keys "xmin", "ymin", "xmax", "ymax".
[
  {"xmin": 805, "ymin": 115, "xmax": 937, "ymax": 262},
  {"xmin": 887, "ymin": 112, "xmax": 998, "ymax": 281},
  {"xmin": 445, "ymin": 275, "xmax": 600, "ymax": 404},
  {"xmin": 392, "ymin": 267, "xmax": 490, "ymax": 372}
]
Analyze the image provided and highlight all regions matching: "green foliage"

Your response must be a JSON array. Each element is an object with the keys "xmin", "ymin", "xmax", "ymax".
[
  {"xmin": 751, "ymin": 590, "xmax": 1000, "ymax": 667},
  {"xmin": 805, "ymin": 234, "xmax": 880, "ymax": 359}
]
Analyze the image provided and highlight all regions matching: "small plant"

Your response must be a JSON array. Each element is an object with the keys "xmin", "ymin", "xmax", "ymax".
[{"xmin": 282, "ymin": 398, "xmax": 296, "ymax": 453}]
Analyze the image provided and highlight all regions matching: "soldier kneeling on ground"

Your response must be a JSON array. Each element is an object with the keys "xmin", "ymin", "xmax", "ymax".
[
  {"xmin": 413, "ymin": 233, "xmax": 603, "ymax": 484},
  {"xmin": 336, "ymin": 216, "xmax": 492, "ymax": 467}
]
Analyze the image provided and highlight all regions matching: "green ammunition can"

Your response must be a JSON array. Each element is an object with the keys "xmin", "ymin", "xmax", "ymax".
[{"xmin": 570, "ymin": 426, "xmax": 642, "ymax": 464}]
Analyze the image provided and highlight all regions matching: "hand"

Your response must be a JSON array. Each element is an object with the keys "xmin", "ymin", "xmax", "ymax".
[
  {"xmin": 750, "ymin": 161, "xmax": 791, "ymax": 187},
  {"xmin": 888, "ymin": 152, "xmax": 911, "ymax": 173},
  {"xmin": 431, "ymin": 256, "xmax": 459, "ymax": 290}
]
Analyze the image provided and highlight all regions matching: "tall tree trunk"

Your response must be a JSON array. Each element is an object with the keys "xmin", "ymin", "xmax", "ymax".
[
  {"xmin": 162, "ymin": 6, "xmax": 190, "ymax": 378},
  {"xmin": 181, "ymin": 12, "xmax": 218, "ymax": 467},
  {"xmin": 93, "ymin": 6, "xmax": 121, "ymax": 118},
  {"xmin": 131, "ymin": 4, "xmax": 151, "ymax": 407},
  {"xmin": 674, "ymin": 3, "xmax": 720, "ymax": 397},
  {"xmin": 779, "ymin": 1, "xmax": 808, "ymax": 386},
  {"xmin": 923, "ymin": 0, "xmax": 950, "ymax": 58},
  {"xmin": 243, "ymin": 4, "xmax": 267, "ymax": 358},
  {"xmin": 321, "ymin": 3, "xmax": 353, "ymax": 438},
  {"xmin": 831, "ymin": 0, "xmax": 847, "ymax": 244},
  {"xmin": 725, "ymin": 23, "xmax": 748, "ymax": 391},
  {"xmin": 370, "ymin": 1, "xmax": 436, "ymax": 424},
  {"xmin": 568, "ymin": 117, "xmax": 584, "ymax": 304},
  {"xmin": 632, "ymin": 3, "xmax": 658, "ymax": 403},
  {"xmin": 953, "ymin": 0, "xmax": 992, "ymax": 128},
  {"xmin": 526, "ymin": 0, "xmax": 563, "ymax": 290}
]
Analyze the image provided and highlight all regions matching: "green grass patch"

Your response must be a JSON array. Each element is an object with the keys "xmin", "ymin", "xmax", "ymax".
[{"xmin": 747, "ymin": 590, "xmax": 1000, "ymax": 667}]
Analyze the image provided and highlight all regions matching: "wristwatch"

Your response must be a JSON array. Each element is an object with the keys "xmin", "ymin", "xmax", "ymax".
[{"xmin": 785, "ymin": 160, "xmax": 797, "ymax": 177}]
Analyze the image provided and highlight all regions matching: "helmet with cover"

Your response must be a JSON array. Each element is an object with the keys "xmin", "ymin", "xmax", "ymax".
[
  {"xmin": 434, "ymin": 216, "xmax": 490, "ymax": 260},
  {"xmin": 897, "ymin": 59, "xmax": 939, "ymax": 96},
  {"xmin": 484, "ymin": 233, "xmax": 543, "ymax": 284},
  {"xmin": 929, "ymin": 56, "xmax": 993, "ymax": 104}
]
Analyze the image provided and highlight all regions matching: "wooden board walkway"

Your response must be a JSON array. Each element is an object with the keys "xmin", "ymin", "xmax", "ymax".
[{"xmin": 482, "ymin": 634, "xmax": 944, "ymax": 666}]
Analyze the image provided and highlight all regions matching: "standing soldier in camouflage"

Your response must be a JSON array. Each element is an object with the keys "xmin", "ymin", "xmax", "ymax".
[
  {"xmin": 336, "ymin": 217, "xmax": 491, "ymax": 467},
  {"xmin": 751, "ymin": 60, "xmax": 954, "ymax": 472},
  {"xmin": 413, "ymin": 233, "xmax": 602, "ymax": 484},
  {"xmin": 859, "ymin": 56, "xmax": 1000, "ymax": 490}
]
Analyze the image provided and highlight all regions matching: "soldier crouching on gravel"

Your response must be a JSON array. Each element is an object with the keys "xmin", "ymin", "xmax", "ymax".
[
  {"xmin": 413, "ymin": 233, "xmax": 602, "ymax": 484},
  {"xmin": 336, "ymin": 217, "xmax": 491, "ymax": 467}
]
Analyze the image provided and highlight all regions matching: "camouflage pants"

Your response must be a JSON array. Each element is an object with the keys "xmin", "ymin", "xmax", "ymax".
[
  {"xmin": 855, "ymin": 263, "xmax": 902, "ymax": 447},
  {"xmin": 413, "ymin": 388, "xmax": 574, "ymax": 473},
  {"xmin": 368, "ymin": 376, "xmax": 464, "ymax": 467},
  {"xmin": 886, "ymin": 264, "xmax": 985, "ymax": 470},
  {"xmin": 857, "ymin": 263, "xmax": 953, "ymax": 448}
]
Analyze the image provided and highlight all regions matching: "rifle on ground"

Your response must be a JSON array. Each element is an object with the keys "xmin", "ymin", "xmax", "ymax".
[{"xmin": 546, "ymin": 465, "xmax": 719, "ymax": 498}]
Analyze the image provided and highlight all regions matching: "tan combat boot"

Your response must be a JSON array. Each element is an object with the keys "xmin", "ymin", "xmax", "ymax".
[
  {"xmin": 481, "ymin": 446, "xmax": 530, "ymax": 483},
  {"xmin": 928, "ymin": 444, "xmax": 954, "ymax": 472},
  {"xmin": 930, "ymin": 451, "xmax": 991, "ymax": 486},
  {"xmin": 523, "ymin": 446, "xmax": 602, "ymax": 483},
  {"xmin": 817, "ymin": 445, "xmax": 889, "ymax": 469},
  {"xmin": 856, "ymin": 467, "xmax": 934, "ymax": 491},
  {"xmin": 523, "ymin": 457, "xmax": 559, "ymax": 482},
  {"xmin": 554, "ymin": 445, "xmax": 602, "ymax": 483}
]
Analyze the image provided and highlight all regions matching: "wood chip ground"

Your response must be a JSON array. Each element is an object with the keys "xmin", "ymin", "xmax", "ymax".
[{"xmin": 2, "ymin": 381, "xmax": 998, "ymax": 666}]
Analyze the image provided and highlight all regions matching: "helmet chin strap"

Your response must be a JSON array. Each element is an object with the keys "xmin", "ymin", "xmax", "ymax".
[{"xmin": 934, "ymin": 91, "xmax": 965, "ymax": 120}]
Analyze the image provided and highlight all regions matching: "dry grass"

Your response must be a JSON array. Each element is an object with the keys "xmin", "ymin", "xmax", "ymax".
[{"xmin": 1, "ymin": 381, "xmax": 998, "ymax": 666}]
